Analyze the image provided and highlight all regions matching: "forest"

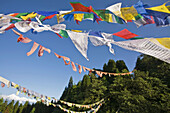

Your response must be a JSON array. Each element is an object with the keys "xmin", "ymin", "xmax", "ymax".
[{"xmin": 0, "ymin": 55, "xmax": 170, "ymax": 113}]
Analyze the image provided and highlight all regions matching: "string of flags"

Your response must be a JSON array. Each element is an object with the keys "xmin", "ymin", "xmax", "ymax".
[
  {"xmin": 60, "ymin": 99, "xmax": 104, "ymax": 109},
  {"xmin": 0, "ymin": 1, "xmax": 170, "ymax": 28},
  {"xmin": 0, "ymin": 75, "xmax": 104, "ymax": 113},
  {"xmin": 11, "ymin": 24, "xmax": 170, "ymax": 64},
  {"xmin": 1, "ymin": 18, "xmax": 170, "ymax": 64},
  {"xmin": 12, "ymin": 29, "xmax": 134, "ymax": 76},
  {"xmin": 57, "ymin": 102, "xmax": 104, "ymax": 113},
  {"xmin": 0, "ymin": 2, "xmax": 170, "ymax": 63}
]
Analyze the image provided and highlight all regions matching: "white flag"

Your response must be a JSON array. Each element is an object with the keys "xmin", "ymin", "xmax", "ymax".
[{"xmin": 67, "ymin": 30, "xmax": 89, "ymax": 60}]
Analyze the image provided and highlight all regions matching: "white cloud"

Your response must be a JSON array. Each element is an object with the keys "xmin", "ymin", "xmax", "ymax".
[{"xmin": 0, "ymin": 94, "xmax": 37, "ymax": 104}]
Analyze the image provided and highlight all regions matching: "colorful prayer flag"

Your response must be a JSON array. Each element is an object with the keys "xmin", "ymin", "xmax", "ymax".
[{"xmin": 113, "ymin": 29, "xmax": 139, "ymax": 39}]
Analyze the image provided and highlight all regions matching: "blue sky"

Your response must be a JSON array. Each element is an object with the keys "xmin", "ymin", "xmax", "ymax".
[{"xmin": 0, "ymin": 0, "xmax": 170, "ymax": 100}]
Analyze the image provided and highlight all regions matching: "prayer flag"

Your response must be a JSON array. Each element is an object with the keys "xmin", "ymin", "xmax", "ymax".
[
  {"xmin": 1, "ymin": 82, "xmax": 5, "ymax": 88},
  {"xmin": 113, "ymin": 29, "xmax": 139, "ymax": 39},
  {"xmin": 149, "ymin": 38, "xmax": 170, "ymax": 49},
  {"xmin": 38, "ymin": 45, "xmax": 51, "ymax": 57},
  {"xmin": 0, "ymin": 76, "xmax": 10, "ymax": 87},
  {"xmin": 63, "ymin": 14, "xmax": 74, "ymax": 21},
  {"xmin": 42, "ymin": 14, "xmax": 56, "ymax": 21},
  {"xmin": 27, "ymin": 42, "xmax": 39, "ymax": 56},
  {"xmin": 67, "ymin": 30, "xmax": 89, "ymax": 60},
  {"xmin": 112, "ymin": 39, "xmax": 170, "ymax": 64},
  {"xmin": 4, "ymin": 24, "xmax": 15, "ymax": 31},
  {"xmin": 83, "ymin": 14, "xmax": 94, "ymax": 21},
  {"xmin": 145, "ymin": 3, "xmax": 170, "ymax": 14},
  {"xmin": 59, "ymin": 30, "xmax": 69, "ymax": 38},
  {"xmin": 121, "ymin": 6, "xmax": 138, "ymax": 21},
  {"xmin": 74, "ymin": 14, "xmax": 84, "ymax": 21},
  {"xmin": 70, "ymin": 2, "xmax": 93, "ymax": 12},
  {"xmin": 12, "ymin": 29, "xmax": 32, "ymax": 43},
  {"xmin": 134, "ymin": 14, "xmax": 147, "ymax": 27},
  {"xmin": 133, "ymin": 1, "xmax": 147, "ymax": 14},
  {"xmin": 20, "ymin": 12, "xmax": 37, "ymax": 20},
  {"xmin": 78, "ymin": 65, "xmax": 82, "ymax": 74},
  {"xmin": 14, "ymin": 13, "xmax": 29, "ymax": 18},
  {"xmin": 82, "ymin": 66, "xmax": 86, "ymax": 72},
  {"xmin": 71, "ymin": 62, "xmax": 77, "ymax": 72},
  {"xmin": 15, "ymin": 21, "xmax": 31, "ymax": 33},
  {"xmin": 106, "ymin": 3, "xmax": 124, "ymax": 19}
]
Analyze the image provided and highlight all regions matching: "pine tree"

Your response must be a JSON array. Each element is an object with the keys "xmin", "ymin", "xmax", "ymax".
[
  {"xmin": 5, "ymin": 100, "xmax": 14, "ymax": 113},
  {"xmin": 17, "ymin": 103, "xmax": 23, "ymax": 113},
  {"xmin": 116, "ymin": 60, "xmax": 129, "ymax": 72},
  {"xmin": 68, "ymin": 76, "xmax": 73, "ymax": 89},
  {"xmin": 30, "ymin": 107, "xmax": 35, "ymax": 113},
  {"xmin": 0, "ymin": 98, "xmax": 4, "ymax": 112},
  {"xmin": 1, "ymin": 99, "xmax": 8, "ymax": 113},
  {"xmin": 13, "ymin": 101, "xmax": 19, "ymax": 113}
]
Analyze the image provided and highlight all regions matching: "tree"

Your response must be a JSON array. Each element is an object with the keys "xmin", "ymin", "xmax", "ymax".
[
  {"xmin": 5, "ymin": 100, "xmax": 14, "ymax": 113},
  {"xmin": 1, "ymin": 99, "xmax": 8, "ymax": 113},
  {"xmin": 116, "ymin": 60, "xmax": 129, "ymax": 72},
  {"xmin": 68, "ymin": 76, "xmax": 73, "ymax": 89},
  {"xmin": 81, "ymin": 74, "xmax": 91, "ymax": 90},
  {"xmin": 13, "ymin": 101, "xmax": 19, "ymax": 113},
  {"xmin": 30, "ymin": 107, "xmax": 35, "ymax": 113},
  {"xmin": 0, "ymin": 98, "xmax": 4, "ymax": 112},
  {"xmin": 103, "ymin": 59, "xmax": 118, "ymax": 73},
  {"xmin": 17, "ymin": 103, "xmax": 23, "ymax": 113}
]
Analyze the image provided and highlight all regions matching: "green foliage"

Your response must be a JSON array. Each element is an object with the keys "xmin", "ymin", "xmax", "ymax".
[
  {"xmin": 68, "ymin": 76, "xmax": 73, "ymax": 88},
  {"xmin": 30, "ymin": 107, "xmax": 35, "ymax": 113},
  {"xmin": 0, "ymin": 55, "xmax": 169, "ymax": 113},
  {"xmin": 60, "ymin": 56, "xmax": 170, "ymax": 113},
  {"xmin": 1, "ymin": 99, "xmax": 8, "ymax": 113},
  {"xmin": 13, "ymin": 101, "xmax": 19, "ymax": 113},
  {"xmin": 0, "ymin": 98, "xmax": 4, "ymax": 112},
  {"xmin": 116, "ymin": 60, "xmax": 129, "ymax": 72}
]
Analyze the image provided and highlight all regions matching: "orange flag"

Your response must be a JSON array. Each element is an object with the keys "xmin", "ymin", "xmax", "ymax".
[
  {"xmin": 27, "ymin": 42, "xmax": 39, "ymax": 56},
  {"xmin": 78, "ymin": 65, "xmax": 82, "ymax": 74},
  {"xmin": 71, "ymin": 62, "xmax": 77, "ymax": 72}
]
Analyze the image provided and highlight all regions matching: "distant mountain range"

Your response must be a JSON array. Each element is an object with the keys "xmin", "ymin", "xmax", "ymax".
[{"xmin": 0, "ymin": 94, "xmax": 36, "ymax": 104}]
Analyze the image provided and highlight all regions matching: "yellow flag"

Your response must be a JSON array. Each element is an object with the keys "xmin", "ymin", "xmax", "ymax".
[
  {"xmin": 146, "ymin": 3, "xmax": 170, "ymax": 14},
  {"xmin": 156, "ymin": 38, "xmax": 170, "ymax": 49},
  {"xmin": 74, "ymin": 14, "xmax": 84, "ymax": 21},
  {"xmin": 121, "ymin": 6, "xmax": 138, "ymax": 21},
  {"xmin": 14, "ymin": 84, "xmax": 19, "ymax": 88},
  {"xmin": 104, "ymin": 14, "xmax": 113, "ymax": 23},
  {"xmin": 71, "ymin": 29, "xmax": 82, "ymax": 32},
  {"xmin": 21, "ymin": 12, "xmax": 37, "ymax": 20},
  {"xmin": 48, "ymin": 97, "xmax": 51, "ymax": 100}
]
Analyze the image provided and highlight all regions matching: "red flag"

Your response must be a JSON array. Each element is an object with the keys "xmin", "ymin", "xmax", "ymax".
[
  {"xmin": 1, "ymin": 82, "xmax": 5, "ymax": 88},
  {"xmin": 5, "ymin": 24, "xmax": 15, "ymax": 31},
  {"xmin": 42, "ymin": 14, "xmax": 56, "ymax": 21},
  {"xmin": 10, "ymin": 13, "xmax": 19, "ymax": 17},
  {"xmin": 113, "ymin": 29, "xmax": 138, "ymax": 39},
  {"xmin": 70, "ymin": 2, "xmax": 93, "ymax": 12}
]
